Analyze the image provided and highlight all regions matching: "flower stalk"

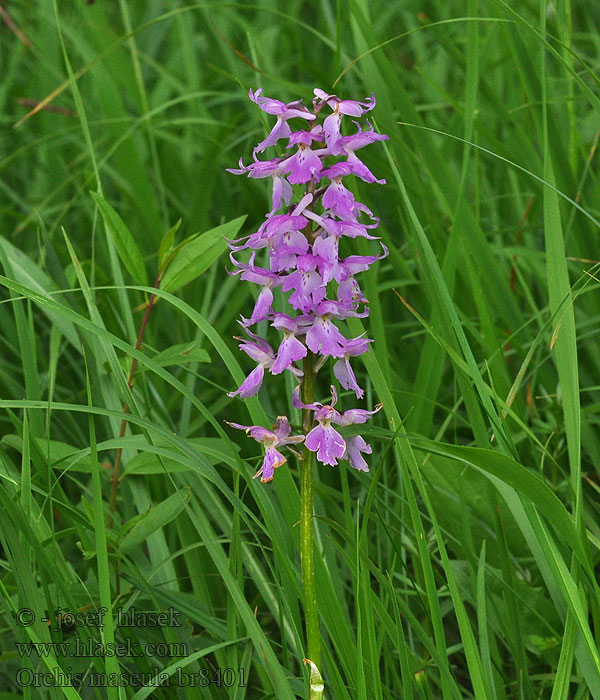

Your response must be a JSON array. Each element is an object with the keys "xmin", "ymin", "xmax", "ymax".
[{"xmin": 300, "ymin": 351, "xmax": 321, "ymax": 675}]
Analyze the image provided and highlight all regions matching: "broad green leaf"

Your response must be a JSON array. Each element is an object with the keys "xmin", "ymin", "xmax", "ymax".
[
  {"xmin": 119, "ymin": 488, "xmax": 191, "ymax": 553},
  {"xmin": 90, "ymin": 191, "xmax": 148, "ymax": 286},
  {"xmin": 160, "ymin": 216, "xmax": 245, "ymax": 293}
]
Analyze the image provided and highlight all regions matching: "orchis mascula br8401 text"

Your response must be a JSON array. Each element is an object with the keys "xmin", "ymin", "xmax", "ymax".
[{"xmin": 226, "ymin": 87, "xmax": 386, "ymax": 481}]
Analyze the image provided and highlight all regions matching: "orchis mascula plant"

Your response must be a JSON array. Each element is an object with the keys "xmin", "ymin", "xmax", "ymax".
[{"xmin": 226, "ymin": 87, "xmax": 386, "ymax": 690}]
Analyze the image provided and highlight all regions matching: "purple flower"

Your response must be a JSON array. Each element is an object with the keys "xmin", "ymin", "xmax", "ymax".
[
  {"xmin": 227, "ymin": 328, "xmax": 303, "ymax": 398},
  {"xmin": 292, "ymin": 385, "xmax": 381, "ymax": 467},
  {"xmin": 337, "ymin": 275, "xmax": 366, "ymax": 309},
  {"xmin": 331, "ymin": 120, "xmax": 388, "ymax": 155},
  {"xmin": 249, "ymin": 89, "xmax": 316, "ymax": 154},
  {"xmin": 283, "ymin": 144, "xmax": 324, "ymax": 184},
  {"xmin": 270, "ymin": 174, "xmax": 294, "ymax": 216},
  {"xmin": 227, "ymin": 333, "xmax": 275, "ymax": 399},
  {"xmin": 226, "ymin": 156, "xmax": 284, "ymax": 178},
  {"xmin": 270, "ymin": 228, "xmax": 310, "ymax": 271},
  {"xmin": 310, "ymin": 234, "xmax": 340, "ymax": 284},
  {"xmin": 313, "ymin": 299, "xmax": 369, "ymax": 320},
  {"xmin": 346, "ymin": 152, "xmax": 385, "ymax": 185},
  {"xmin": 227, "ymin": 416, "xmax": 304, "ymax": 482},
  {"xmin": 293, "ymin": 386, "xmax": 345, "ymax": 465},
  {"xmin": 266, "ymin": 214, "xmax": 309, "ymax": 237},
  {"xmin": 281, "ymin": 255, "xmax": 326, "ymax": 312},
  {"xmin": 271, "ymin": 314, "xmax": 307, "ymax": 374},
  {"xmin": 336, "ymin": 403, "xmax": 382, "ymax": 471},
  {"xmin": 245, "ymin": 286, "xmax": 275, "ymax": 326},
  {"xmin": 305, "ymin": 408, "xmax": 346, "ymax": 465},
  {"xmin": 229, "ymin": 254, "xmax": 283, "ymax": 326},
  {"xmin": 228, "ymin": 212, "xmax": 308, "ymax": 253},
  {"xmin": 305, "ymin": 312, "xmax": 348, "ymax": 357},
  {"xmin": 333, "ymin": 336, "xmax": 372, "ymax": 398},
  {"xmin": 329, "ymin": 121, "xmax": 389, "ymax": 184},
  {"xmin": 337, "ymin": 243, "xmax": 389, "ymax": 285},
  {"xmin": 313, "ymin": 89, "xmax": 377, "ymax": 150},
  {"xmin": 304, "ymin": 210, "xmax": 381, "ymax": 240},
  {"xmin": 313, "ymin": 89, "xmax": 376, "ymax": 117},
  {"xmin": 343, "ymin": 435, "xmax": 372, "ymax": 471},
  {"xmin": 227, "ymin": 156, "xmax": 293, "ymax": 216},
  {"xmin": 320, "ymin": 163, "xmax": 371, "ymax": 220},
  {"xmin": 302, "ymin": 303, "xmax": 370, "ymax": 364},
  {"xmin": 288, "ymin": 125, "xmax": 325, "ymax": 146},
  {"xmin": 228, "ymin": 364, "xmax": 266, "ymax": 399},
  {"xmin": 335, "ymin": 403, "xmax": 382, "ymax": 427}
]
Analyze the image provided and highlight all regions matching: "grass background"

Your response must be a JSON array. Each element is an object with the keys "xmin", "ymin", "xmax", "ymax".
[{"xmin": 0, "ymin": 0, "xmax": 599, "ymax": 698}]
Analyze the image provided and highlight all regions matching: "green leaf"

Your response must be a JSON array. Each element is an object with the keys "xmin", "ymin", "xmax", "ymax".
[
  {"xmin": 123, "ymin": 437, "xmax": 238, "ymax": 475},
  {"xmin": 146, "ymin": 342, "xmax": 210, "ymax": 368},
  {"xmin": 158, "ymin": 218, "xmax": 182, "ymax": 272},
  {"xmin": 90, "ymin": 191, "xmax": 148, "ymax": 286},
  {"xmin": 160, "ymin": 216, "xmax": 245, "ymax": 293},
  {"xmin": 414, "ymin": 441, "xmax": 593, "ymax": 579},
  {"xmin": 0, "ymin": 236, "xmax": 79, "ymax": 347},
  {"xmin": 420, "ymin": 452, "xmax": 529, "ymax": 562},
  {"xmin": 119, "ymin": 488, "xmax": 191, "ymax": 553},
  {"xmin": 2, "ymin": 435, "xmax": 93, "ymax": 473}
]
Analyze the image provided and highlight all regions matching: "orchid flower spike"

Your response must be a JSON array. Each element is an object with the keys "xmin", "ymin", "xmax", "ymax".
[{"xmin": 227, "ymin": 87, "xmax": 387, "ymax": 481}]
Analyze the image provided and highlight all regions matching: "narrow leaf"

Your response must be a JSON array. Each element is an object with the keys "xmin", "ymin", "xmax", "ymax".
[
  {"xmin": 119, "ymin": 488, "xmax": 191, "ymax": 553},
  {"xmin": 158, "ymin": 218, "xmax": 182, "ymax": 272},
  {"xmin": 90, "ymin": 191, "xmax": 148, "ymax": 285}
]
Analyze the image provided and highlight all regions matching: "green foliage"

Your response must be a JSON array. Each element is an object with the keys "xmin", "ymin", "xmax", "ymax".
[
  {"xmin": 0, "ymin": 1, "xmax": 599, "ymax": 699},
  {"xmin": 160, "ymin": 216, "xmax": 246, "ymax": 292},
  {"xmin": 157, "ymin": 218, "xmax": 182, "ymax": 273},
  {"xmin": 118, "ymin": 487, "xmax": 191, "ymax": 554},
  {"xmin": 90, "ymin": 191, "xmax": 148, "ymax": 286}
]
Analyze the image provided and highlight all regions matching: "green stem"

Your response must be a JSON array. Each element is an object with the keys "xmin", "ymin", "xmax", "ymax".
[
  {"xmin": 300, "ymin": 350, "xmax": 322, "ymax": 681},
  {"xmin": 108, "ymin": 271, "xmax": 162, "ymax": 523}
]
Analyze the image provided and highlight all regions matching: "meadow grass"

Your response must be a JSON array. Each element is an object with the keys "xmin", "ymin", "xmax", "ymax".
[{"xmin": 0, "ymin": 1, "xmax": 599, "ymax": 698}]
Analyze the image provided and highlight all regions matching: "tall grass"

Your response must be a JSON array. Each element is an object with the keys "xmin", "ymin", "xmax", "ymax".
[{"xmin": 0, "ymin": 1, "xmax": 599, "ymax": 698}]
